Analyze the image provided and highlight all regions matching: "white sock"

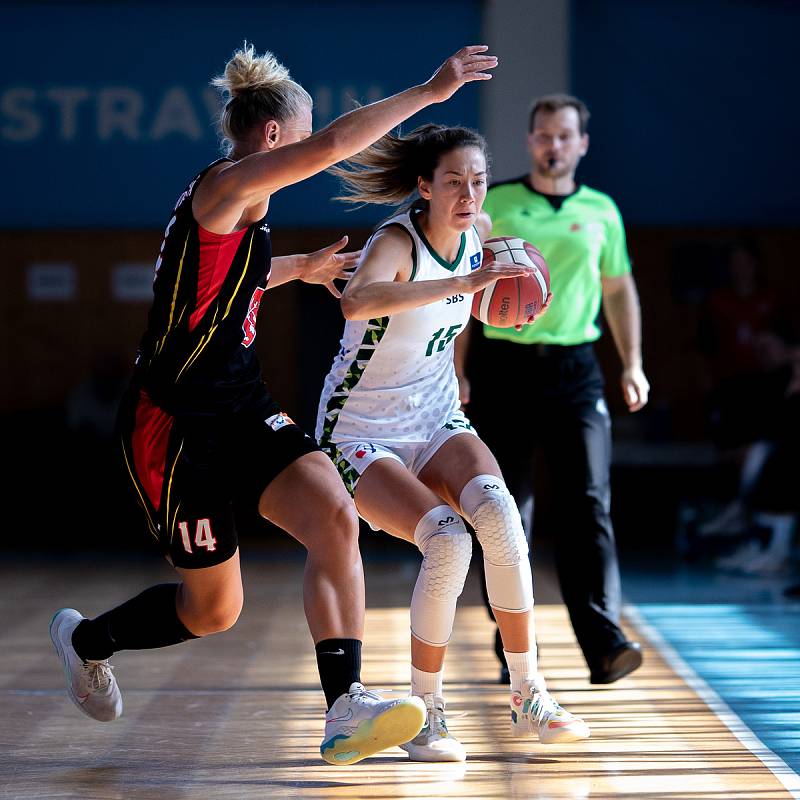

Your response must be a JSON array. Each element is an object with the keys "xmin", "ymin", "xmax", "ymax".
[
  {"xmin": 504, "ymin": 650, "xmax": 536, "ymax": 693},
  {"xmin": 411, "ymin": 665, "xmax": 443, "ymax": 698}
]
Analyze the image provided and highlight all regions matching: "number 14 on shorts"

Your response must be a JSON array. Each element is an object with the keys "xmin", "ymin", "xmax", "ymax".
[{"xmin": 178, "ymin": 519, "xmax": 217, "ymax": 554}]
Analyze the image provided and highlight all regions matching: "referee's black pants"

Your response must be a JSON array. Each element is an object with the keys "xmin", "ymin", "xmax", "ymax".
[{"xmin": 467, "ymin": 335, "xmax": 627, "ymax": 671}]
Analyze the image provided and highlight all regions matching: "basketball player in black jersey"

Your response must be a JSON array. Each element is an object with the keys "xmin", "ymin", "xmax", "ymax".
[{"xmin": 49, "ymin": 42, "xmax": 497, "ymax": 766}]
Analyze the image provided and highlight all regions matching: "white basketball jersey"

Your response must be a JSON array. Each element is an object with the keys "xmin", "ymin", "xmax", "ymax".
[{"xmin": 317, "ymin": 210, "xmax": 482, "ymax": 447}]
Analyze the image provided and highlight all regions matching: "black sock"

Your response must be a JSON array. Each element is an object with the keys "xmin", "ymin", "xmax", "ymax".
[
  {"xmin": 71, "ymin": 583, "xmax": 198, "ymax": 661},
  {"xmin": 315, "ymin": 638, "xmax": 362, "ymax": 710}
]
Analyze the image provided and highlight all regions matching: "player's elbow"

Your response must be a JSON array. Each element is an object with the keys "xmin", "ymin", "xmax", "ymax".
[{"xmin": 340, "ymin": 293, "xmax": 369, "ymax": 320}]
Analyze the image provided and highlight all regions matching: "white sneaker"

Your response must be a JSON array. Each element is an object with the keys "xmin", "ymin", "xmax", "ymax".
[
  {"xmin": 320, "ymin": 683, "xmax": 425, "ymax": 765},
  {"xmin": 511, "ymin": 679, "xmax": 589, "ymax": 744},
  {"xmin": 400, "ymin": 694, "xmax": 466, "ymax": 762},
  {"xmin": 49, "ymin": 608, "xmax": 122, "ymax": 722}
]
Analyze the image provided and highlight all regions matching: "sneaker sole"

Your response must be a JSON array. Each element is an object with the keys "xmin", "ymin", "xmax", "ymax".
[
  {"xmin": 321, "ymin": 700, "xmax": 426, "ymax": 766},
  {"xmin": 400, "ymin": 742, "xmax": 467, "ymax": 762},
  {"xmin": 538, "ymin": 723, "xmax": 591, "ymax": 744},
  {"xmin": 511, "ymin": 721, "xmax": 591, "ymax": 743}
]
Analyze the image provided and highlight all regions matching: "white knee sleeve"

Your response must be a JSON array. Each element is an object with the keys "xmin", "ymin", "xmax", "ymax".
[
  {"xmin": 410, "ymin": 505, "xmax": 472, "ymax": 646},
  {"xmin": 460, "ymin": 475, "xmax": 533, "ymax": 613}
]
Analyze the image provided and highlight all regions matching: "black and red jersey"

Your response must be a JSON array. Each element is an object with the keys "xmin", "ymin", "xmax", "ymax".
[{"xmin": 133, "ymin": 160, "xmax": 277, "ymax": 418}]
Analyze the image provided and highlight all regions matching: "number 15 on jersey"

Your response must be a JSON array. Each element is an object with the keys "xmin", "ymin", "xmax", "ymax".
[{"xmin": 425, "ymin": 324, "xmax": 462, "ymax": 357}]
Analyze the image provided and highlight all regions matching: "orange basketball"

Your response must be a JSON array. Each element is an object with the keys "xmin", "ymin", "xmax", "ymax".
[{"xmin": 471, "ymin": 237, "xmax": 550, "ymax": 328}]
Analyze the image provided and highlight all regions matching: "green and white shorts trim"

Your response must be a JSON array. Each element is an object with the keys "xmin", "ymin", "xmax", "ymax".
[{"xmin": 325, "ymin": 410, "xmax": 478, "ymax": 503}]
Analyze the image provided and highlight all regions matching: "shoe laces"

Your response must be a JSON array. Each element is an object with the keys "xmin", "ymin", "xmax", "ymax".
[
  {"xmin": 423, "ymin": 694, "xmax": 448, "ymax": 734},
  {"xmin": 347, "ymin": 683, "xmax": 383, "ymax": 704},
  {"xmin": 527, "ymin": 686, "xmax": 565, "ymax": 726},
  {"xmin": 83, "ymin": 660, "xmax": 114, "ymax": 692}
]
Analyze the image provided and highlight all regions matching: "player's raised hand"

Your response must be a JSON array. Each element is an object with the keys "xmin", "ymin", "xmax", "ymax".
[
  {"xmin": 300, "ymin": 236, "xmax": 361, "ymax": 298},
  {"xmin": 426, "ymin": 46, "xmax": 498, "ymax": 102}
]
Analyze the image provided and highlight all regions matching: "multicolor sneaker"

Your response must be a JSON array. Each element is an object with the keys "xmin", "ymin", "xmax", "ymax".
[
  {"xmin": 49, "ymin": 608, "xmax": 122, "ymax": 722},
  {"xmin": 510, "ymin": 679, "xmax": 589, "ymax": 744},
  {"xmin": 320, "ymin": 683, "xmax": 426, "ymax": 765},
  {"xmin": 400, "ymin": 694, "xmax": 466, "ymax": 762}
]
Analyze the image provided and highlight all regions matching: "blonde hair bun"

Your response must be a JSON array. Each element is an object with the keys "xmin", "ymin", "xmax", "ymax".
[{"xmin": 212, "ymin": 42, "xmax": 291, "ymax": 98}]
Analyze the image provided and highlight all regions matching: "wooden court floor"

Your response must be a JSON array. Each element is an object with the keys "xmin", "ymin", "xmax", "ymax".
[{"xmin": 0, "ymin": 555, "xmax": 795, "ymax": 799}]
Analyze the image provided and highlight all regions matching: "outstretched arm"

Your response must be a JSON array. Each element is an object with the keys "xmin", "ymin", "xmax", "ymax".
[
  {"xmin": 197, "ymin": 47, "xmax": 497, "ymax": 232},
  {"xmin": 268, "ymin": 236, "xmax": 360, "ymax": 297}
]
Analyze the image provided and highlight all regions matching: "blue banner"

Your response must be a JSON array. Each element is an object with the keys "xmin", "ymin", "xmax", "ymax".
[
  {"xmin": 1, "ymin": 1, "xmax": 481, "ymax": 227},
  {"xmin": 572, "ymin": 0, "xmax": 800, "ymax": 226}
]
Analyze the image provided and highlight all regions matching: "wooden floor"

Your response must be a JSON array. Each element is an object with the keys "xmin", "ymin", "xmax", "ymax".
[{"xmin": 1, "ymin": 555, "xmax": 795, "ymax": 799}]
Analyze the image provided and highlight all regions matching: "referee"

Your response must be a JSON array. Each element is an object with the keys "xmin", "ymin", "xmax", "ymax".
[{"xmin": 460, "ymin": 94, "xmax": 649, "ymax": 684}]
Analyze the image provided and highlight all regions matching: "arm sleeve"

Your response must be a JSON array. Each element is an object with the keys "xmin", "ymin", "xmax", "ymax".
[{"xmin": 600, "ymin": 199, "xmax": 632, "ymax": 278}]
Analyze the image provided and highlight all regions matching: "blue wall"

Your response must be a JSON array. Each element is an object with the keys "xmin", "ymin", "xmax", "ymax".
[
  {"xmin": 4, "ymin": 2, "xmax": 796, "ymax": 228},
  {"xmin": 572, "ymin": 0, "xmax": 800, "ymax": 225},
  {"xmin": 0, "ymin": 1, "xmax": 481, "ymax": 228}
]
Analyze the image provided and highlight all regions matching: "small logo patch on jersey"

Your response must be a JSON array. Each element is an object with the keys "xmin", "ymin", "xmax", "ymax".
[
  {"xmin": 469, "ymin": 252, "xmax": 482, "ymax": 270},
  {"xmin": 570, "ymin": 223, "xmax": 582, "ymax": 232},
  {"xmin": 355, "ymin": 443, "xmax": 377, "ymax": 459},
  {"xmin": 242, "ymin": 286, "xmax": 266, "ymax": 347},
  {"xmin": 265, "ymin": 412, "xmax": 294, "ymax": 431}
]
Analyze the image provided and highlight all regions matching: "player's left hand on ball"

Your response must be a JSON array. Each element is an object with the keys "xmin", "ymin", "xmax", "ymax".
[
  {"xmin": 514, "ymin": 291, "xmax": 553, "ymax": 330},
  {"xmin": 302, "ymin": 236, "xmax": 361, "ymax": 298},
  {"xmin": 621, "ymin": 365, "xmax": 650, "ymax": 412}
]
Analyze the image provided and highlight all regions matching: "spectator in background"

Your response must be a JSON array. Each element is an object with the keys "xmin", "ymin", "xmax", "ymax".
[
  {"xmin": 698, "ymin": 240, "xmax": 786, "ymax": 539},
  {"xmin": 711, "ymin": 333, "xmax": 799, "ymax": 575},
  {"xmin": 700, "ymin": 239, "xmax": 780, "ymax": 452}
]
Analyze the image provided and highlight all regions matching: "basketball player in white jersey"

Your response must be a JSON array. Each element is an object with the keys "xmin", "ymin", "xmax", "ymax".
[
  {"xmin": 49, "ymin": 43, "xmax": 500, "ymax": 767},
  {"xmin": 317, "ymin": 125, "xmax": 590, "ymax": 761}
]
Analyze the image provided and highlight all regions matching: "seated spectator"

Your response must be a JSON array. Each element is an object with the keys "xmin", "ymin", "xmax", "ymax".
[{"xmin": 710, "ymin": 335, "xmax": 799, "ymax": 575}]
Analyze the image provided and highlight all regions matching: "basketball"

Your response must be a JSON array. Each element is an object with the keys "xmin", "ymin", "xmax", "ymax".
[{"xmin": 471, "ymin": 237, "xmax": 550, "ymax": 327}]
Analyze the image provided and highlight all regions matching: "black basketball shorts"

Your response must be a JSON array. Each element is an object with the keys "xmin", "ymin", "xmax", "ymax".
[{"xmin": 118, "ymin": 389, "xmax": 320, "ymax": 568}]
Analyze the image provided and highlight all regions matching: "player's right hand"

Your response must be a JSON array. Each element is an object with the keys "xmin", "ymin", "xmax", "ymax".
[
  {"xmin": 460, "ymin": 260, "xmax": 533, "ymax": 293},
  {"xmin": 426, "ymin": 46, "xmax": 498, "ymax": 102}
]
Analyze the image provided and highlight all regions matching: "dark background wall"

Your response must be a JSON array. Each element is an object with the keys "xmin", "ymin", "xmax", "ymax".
[{"xmin": 2, "ymin": 0, "xmax": 798, "ymax": 553}]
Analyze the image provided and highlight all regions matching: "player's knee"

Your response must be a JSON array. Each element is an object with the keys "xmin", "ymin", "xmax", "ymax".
[
  {"xmin": 460, "ymin": 475, "xmax": 528, "ymax": 566},
  {"xmin": 410, "ymin": 506, "xmax": 472, "ymax": 646},
  {"xmin": 315, "ymin": 495, "xmax": 360, "ymax": 555},
  {"xmin": 182, "ymin": 590, "xmax": 243, "ymax": 636},
  {"xmin": 203, "ymin": 602, "xmax": 242, "ymax": 634},
  {"xmin": 414, "ymin": 506, "xmax": 472, "ymax": 597},
  {"xmin": 422, "ymin": 529, "xmax": 473, "ymax": 600}
]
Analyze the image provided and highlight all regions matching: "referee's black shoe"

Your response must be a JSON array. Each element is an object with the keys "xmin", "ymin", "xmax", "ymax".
[{"xmin": 589, "ymin": 641, "xmax": 643, "ymax": 684}]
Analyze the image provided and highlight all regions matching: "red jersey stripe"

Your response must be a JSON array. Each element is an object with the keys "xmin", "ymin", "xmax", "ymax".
[
  {"xmin": 189, "ymin": 224, "xmax": 248, "ymax": 332},
  {"xmin": 131, "ymin": 390, "xmax": 175, "ymax": 510}
]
